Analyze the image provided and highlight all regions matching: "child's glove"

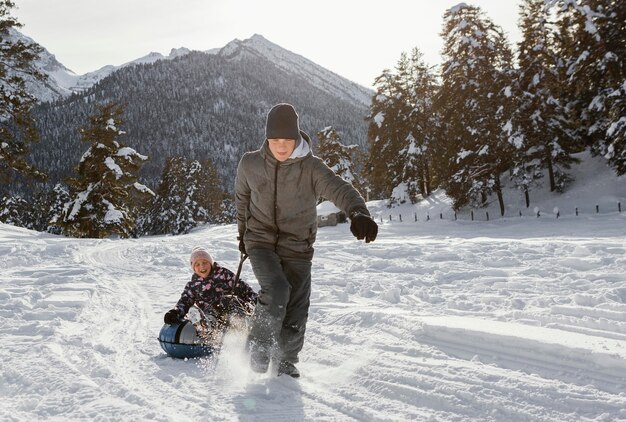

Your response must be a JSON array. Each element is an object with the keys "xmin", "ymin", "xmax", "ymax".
[
  {"xmin": 350, "ymin": 212, "xmax": 378, "ymax": 243},
  {"xmin": 164, "ymin": 309, "xmax": 180, "ymax": 324}
]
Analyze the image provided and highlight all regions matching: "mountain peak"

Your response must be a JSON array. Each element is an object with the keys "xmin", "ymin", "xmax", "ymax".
[{"xmin": 218, "ymin": 34, "xmax": 373, "ymax": 107}]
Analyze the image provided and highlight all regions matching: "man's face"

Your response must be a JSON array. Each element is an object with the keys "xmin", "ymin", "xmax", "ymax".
[{"xmin": 268, "ymin": 138, "xmax": 296, "ymax": 162}]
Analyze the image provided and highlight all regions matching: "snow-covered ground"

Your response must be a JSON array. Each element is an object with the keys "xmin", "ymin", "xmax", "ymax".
[{"xmin": 1, "ymin": 154, "xmax": 626, "ymax": 421}]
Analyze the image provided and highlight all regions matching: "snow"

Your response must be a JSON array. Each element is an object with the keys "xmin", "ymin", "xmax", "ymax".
[
  {"xmin": 2, "ymin": 153, "xmax": 626, "ymax": 421},
  {"xmin": 104, "ymin": 157, "xmax": 123, "ymax": 179},
  {"xmin": 65, "ymin": 184, "xmax": 94, "ymax": 221}
]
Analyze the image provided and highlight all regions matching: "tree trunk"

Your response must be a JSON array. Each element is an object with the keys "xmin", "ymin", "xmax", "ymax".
[
  {"xmin": 424, "ymin": 161, "xmax": 431, "ymax": 196},
  {"xmin": 495, "ymin": 178, "xmax": 505, "ymax": 216},
  {"xmin": 524, "ymin": 188, "xmax": 530, "ymax": 208},
  {"xmin": 546, "ymin": 150, "xmax": 556, "ymax": 192}
]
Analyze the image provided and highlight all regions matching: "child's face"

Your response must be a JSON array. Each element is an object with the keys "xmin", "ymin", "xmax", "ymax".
[{"xmin": 193, "ymin": 258, "xmax": 212, "ymax": 278}]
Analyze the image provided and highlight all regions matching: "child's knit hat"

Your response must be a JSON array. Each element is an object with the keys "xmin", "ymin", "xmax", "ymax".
[{"xmin": 190, "ymin": 246, "xmax": 213, "ymax": 270}]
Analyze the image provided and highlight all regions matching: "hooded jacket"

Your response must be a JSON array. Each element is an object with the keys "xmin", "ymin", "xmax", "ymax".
[{"xmin": 235, "ymin": 131, "xmax": 369, "ymax": 259}]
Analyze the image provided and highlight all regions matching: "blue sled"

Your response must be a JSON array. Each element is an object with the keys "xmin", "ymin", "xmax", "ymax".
[{"xmin": 158, "ymin": 320, "xmax": 217, "ymax": 359}]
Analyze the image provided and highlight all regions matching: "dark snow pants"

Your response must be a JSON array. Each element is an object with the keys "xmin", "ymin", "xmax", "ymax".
[{"xmin": 247, "ymin": 247, "xmax": 312, "ymax": 364}]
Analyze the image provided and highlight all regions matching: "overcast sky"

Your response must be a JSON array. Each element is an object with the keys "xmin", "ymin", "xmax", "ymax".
[{"xmin": 14, "ymin": 0, "xmax": 523, "ymax": 88}]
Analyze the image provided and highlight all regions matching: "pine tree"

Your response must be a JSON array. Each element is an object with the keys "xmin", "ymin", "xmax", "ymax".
[
  {"xmin": 0, "ymin": 1, "xmax": 47, "ymax": 185},
  {"xmin": 511, "ymin": 0, "xmax": 579, "ymax": 198},
  {"xmin": 365, "ymin": 67, "xmax": 408, "ymax": 199},
  {"xmin": 398, "ymin": 48, "xmax": 439, "ymax": 204},
  {"xmin": 40, "ymin": 184, "xmax": 69, "ymax": 234},
  {"xmin": 194, "ymin": 158, "xmax": 227, "ymax": 223},
  {"xmin": 552, "ymin": 0, "xmax": 624, "ymax": 174},
  {"xmin": 57, "ymin": 103, "xmax": 153, "ymax": 238},
  {"xmin": 150, "ymin": 156, "xmax": 225, "ymax": 235},
  {"xmin": 0, "ymin": 193, "xmax": 27, "ymax": 226},
  {"xmin": 365, "ymin": 49, "xmax": 439, "ymax": 202},
  {"xmin": 316, "ymin": 126, "xmax": 360, "ymax": 191},
  {"xmin": 436, "ymin": 4, "xmax": 516, "ymax": 212}
]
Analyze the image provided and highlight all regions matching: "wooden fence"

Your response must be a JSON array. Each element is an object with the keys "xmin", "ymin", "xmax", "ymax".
[{"xmin": 376, "ymin": 202, "xmax": 623, "ymax": 223}]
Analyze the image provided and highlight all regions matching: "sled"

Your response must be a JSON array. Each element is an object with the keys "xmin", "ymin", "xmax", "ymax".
[
  {"xmin": 159, "ymin": 254, "xmax": 249, "ymax": 359},
  {"xmin": 158, "ymin": 320, "xmax": 219, "ymax": 359}
]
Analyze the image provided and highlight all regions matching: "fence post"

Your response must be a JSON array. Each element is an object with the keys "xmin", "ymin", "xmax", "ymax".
[
  {"xmin": 486, "ymin": 211, "xmax": 490, "ymax": 221},
  {"xmin": 471, "ymin": 210, "xmax": 474, "ymax": 221},
  {"xmin": 619, "ymin": 202, "xmax": 622, "ymax": 213},
  {"xmin": 440, "ymin": 213, "xmax": 443, "ymax": 220},
  {"xmin": 596, "ymin": 204, "xmax": 599, "ymax": 213},
  {"xmin": 454, "ymin": 212, "xmax": 457, "ymax": 221},
  {"xmin": 414, "ymin": 213, "xmax": 417, "ymax": 222},
  {"xmin": 576, "ymin": 207, "xmax": 578, "ymax": 216},
  {"xmin": 389, "ymin": 215, "xmax": 392, "ymax": 222},
  {"xmin": 399, "ymin": 214, "xmax": 402, "ymax": 222},
  {"xmin": 426, "ymin": 213, "xmax": 430, "ymax": 221}
]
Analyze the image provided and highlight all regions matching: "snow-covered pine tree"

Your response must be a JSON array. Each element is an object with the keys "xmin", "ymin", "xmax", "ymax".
[
  {"xmin": 397, "ymin": 48, "xmax": 439, "ymax": 204},
  {"xmin": 0, "ymin": 194, "xmax": 27, "ymax": 226},
  {"xmin": 57, "ymin": 103, "xmax": 153, "ymax": 238},
  {"xmin": 149, "ymin": 156, "xmax": 188, "ymax": 234},
  {"xmin": 192, "ymin": 158, "xmax": 227, "ymax": 224},
  {"xmin": 316, "ymin": 126, "xmax": 360, "ymax": 191},
  {"xmin": 552, "ymin": 0, "xmax": 625, "ymax": 175},
  {"xmin": 436, "ymin": 3, "xmax": 515, "ymax": 212},
  {"xmin": 365, "ymin": 67, "xmax": 410, "ymax": 199},
  {"xmin": 0, "ymin": 0, "xmax": 47, "ymax": 186},
  {"xmin": 0, "ymin": 184, "xmax": 68, "ymax": 232},
  {"xmin": 150, "ymin": 156, "xmax": 225, "ymax": 235},
  {"xmin": 511, "ymin": 0, "xmax": 579, "ymax": 197},
  {"xmin": 365, "ymin": 49, "xmax": 439, "ymax": 202},
  {"xmin": 39, "ymin": 184, "xmax": 69, "ymax": 234}
]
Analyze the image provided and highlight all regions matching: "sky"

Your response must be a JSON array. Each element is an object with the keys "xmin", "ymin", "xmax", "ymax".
[{"xmin": 13, "ymin": 0, "xmax": 523, "ymax": 88}]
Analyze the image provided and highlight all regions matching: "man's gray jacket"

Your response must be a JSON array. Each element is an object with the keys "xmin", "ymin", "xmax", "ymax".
[{"xmin": 235, "ymin": 132, "xmax": 369, "ymax": 259}]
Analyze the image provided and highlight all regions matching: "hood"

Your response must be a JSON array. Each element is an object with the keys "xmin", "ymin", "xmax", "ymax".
[{"xmin": 261, "ymin": 130, "xmax": 312, "ymax": 164}]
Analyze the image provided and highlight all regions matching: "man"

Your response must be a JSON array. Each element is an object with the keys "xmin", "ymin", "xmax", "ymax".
[{"xmin": 235, "ymin": 103, "xmax": 378, "ymax": 378}]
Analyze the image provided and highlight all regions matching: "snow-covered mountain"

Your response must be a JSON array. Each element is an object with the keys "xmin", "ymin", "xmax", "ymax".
[
  {"xmin": 52, "ymin": 48, "xmax": 193, "ymax": 95},
  {"xmin": 213, "ymin": 34, "xmax": 373, "ymax": 107},
  {"xmin": 17, "ymin": 25, "xmax": 194, "ymax": 101},
  {"xmin": 20, "ymin": 30, "xmax": 373, "ymax": 108}
]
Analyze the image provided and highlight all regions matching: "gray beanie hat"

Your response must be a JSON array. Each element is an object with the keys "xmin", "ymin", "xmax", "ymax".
[
  {"xmin": 190, "ymin": 246, "xmax": 213, "ymax": 270},
  {"xmin": 265, "ymin": 103, "xmax": 301, "ymax": 140}
]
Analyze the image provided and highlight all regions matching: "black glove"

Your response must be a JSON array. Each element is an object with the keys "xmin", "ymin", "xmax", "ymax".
[
  {"xmin": 238, "ymin": 234, "xmax": 246, "ymax": 255},
  {"xmin": 164, "ymin": 309, "xmax": 180, "ymax": 324},
  {"xmin": 350, "ymin": 212, "xmax": 378, "ymax": 243}
]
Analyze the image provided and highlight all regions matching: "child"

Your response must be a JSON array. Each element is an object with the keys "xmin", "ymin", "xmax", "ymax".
[{"xmin": 163, "ymin": 246, "xmax": 257, "ymax": 338}]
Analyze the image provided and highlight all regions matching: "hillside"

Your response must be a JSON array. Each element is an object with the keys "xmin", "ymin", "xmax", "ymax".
[{"xmin": 367, "ymin": 150, "xmax": 626, "ymax": 223}]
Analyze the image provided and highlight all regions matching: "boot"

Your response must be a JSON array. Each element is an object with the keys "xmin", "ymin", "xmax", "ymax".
[
  {"xmin": 248, "ymin": 341, "xmax": 270, "ymax": 374},
  {"xmin": 277, "ymin": 361, "xmax": 300, "ymax": 378}
]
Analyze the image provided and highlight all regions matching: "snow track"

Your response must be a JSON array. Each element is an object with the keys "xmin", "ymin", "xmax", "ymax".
[{"xmin": 2, "ymin": 215, "xmax": 626, "ymax": 421}]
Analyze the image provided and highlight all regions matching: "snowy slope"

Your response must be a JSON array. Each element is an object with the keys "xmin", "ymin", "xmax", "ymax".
[
  {"xmin": 379, "ymin": 150, "xmax": 626, "ymax": 223},
  {"xmin": 1, "ymin": 155, "xmax": 626, "ymax": 421}
]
